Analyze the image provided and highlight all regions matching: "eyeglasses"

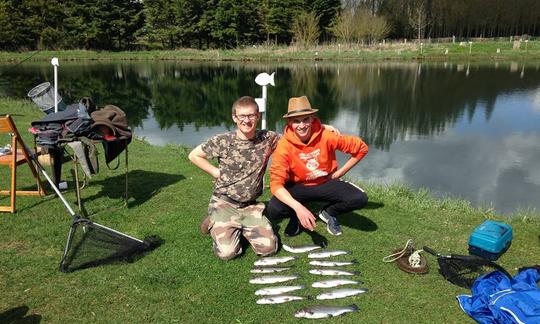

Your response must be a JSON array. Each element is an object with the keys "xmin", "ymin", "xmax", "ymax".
[{"xmin": 235, "ymin": 114, "xmax": 258, "ymax": 121}]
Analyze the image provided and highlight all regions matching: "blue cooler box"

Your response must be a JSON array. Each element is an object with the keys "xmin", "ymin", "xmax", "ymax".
[{"xmin": 468, "ymin": 220, "xmax": 512, "ymax": 261}]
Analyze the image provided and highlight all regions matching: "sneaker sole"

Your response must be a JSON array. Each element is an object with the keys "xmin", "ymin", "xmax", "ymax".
[
  {"xmin": 327, "ymin": 224, "xmax": 342, "ymax": 236},
  {"xmin": 318, "ymin": 212, "xmax": 330, "ymax": 224}
]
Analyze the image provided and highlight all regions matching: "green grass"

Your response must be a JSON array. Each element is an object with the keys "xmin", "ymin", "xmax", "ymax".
[
  {"xmin": 1, "ymin": 40, "xmax": 540, "ymax": 63},
  {"xmin": 1, "ymin": 98, "xmax": 539, "ymax": 323}
]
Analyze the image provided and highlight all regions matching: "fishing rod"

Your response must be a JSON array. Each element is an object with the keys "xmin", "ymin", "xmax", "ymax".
[{"xmin": 0, "ymin": 49, "xmax": 42, "ymax": 78}]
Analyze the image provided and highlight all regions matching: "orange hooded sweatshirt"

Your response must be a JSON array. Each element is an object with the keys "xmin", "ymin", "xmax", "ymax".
[{"xmin": 270, "ymin": 118, "xmax": 368, "ymax": 194}]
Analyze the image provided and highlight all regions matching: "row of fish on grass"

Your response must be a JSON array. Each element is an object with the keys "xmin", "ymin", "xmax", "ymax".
[{"xmin": 249, "ymin": 243, "xmax": 367, "ymax": 319}]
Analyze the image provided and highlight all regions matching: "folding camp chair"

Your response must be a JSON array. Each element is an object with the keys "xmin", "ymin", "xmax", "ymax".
[{"xmin": 0, "ymin": 115, "xmax": 46, "ymax": 213}]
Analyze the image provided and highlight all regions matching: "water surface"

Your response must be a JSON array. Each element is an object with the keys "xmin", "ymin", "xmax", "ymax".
[{"xmin": 1, "ymin": 61, "xmax": 539, "ymax": 214}]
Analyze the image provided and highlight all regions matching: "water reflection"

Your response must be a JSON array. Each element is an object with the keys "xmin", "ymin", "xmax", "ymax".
[{"xmin": 1, "ymin": 61, "xmax": 539, "ymax": 214}]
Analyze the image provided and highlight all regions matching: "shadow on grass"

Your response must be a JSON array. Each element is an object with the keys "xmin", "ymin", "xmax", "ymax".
[
  {"xmin": 340, "ymin": 212, "xmax": 378, "ymax": 232},
  {"xmin": 0, "ymin": 185, "xmax": 61, "ymax": 213},
  {"xmin": 363, "ymin": 201, "xmax": 385, "ymax": 210},
  {"xmin": 82, "ymin": 170, "xmax": 185, "ymax": 208},
  {"xmin": 270, "ymin": 218, "xmax": 329, "ymax": 248},
  {"xmin": 0, "ymin": 306, "xmax": 41, "ymax": 324}
]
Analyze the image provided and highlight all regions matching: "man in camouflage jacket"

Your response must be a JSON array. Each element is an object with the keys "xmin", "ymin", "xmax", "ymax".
[{"xmin": 189, "ymin": 96, "xmax": 279, "ymax": 260}]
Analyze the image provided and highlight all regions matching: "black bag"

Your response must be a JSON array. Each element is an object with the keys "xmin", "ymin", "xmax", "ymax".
[{"xmin": 102, "ymin": 137, "xmax": 130, "ymax": 169}]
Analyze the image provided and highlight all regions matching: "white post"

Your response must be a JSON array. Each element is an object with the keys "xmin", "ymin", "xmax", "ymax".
[
  {"xmin": 254, "ymin": 72, "xmax": 275, "ymax": 130},
  {"xmin": 51, "ymin": 57, "xmax": 59, "ymax": 113},
  {"xmin": 261, "ymin": 85, "xmax": 268, "ymax": 129}
]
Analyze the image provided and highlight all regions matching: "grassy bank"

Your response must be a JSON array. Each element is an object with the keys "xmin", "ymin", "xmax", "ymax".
[
  {"xmin": 1, "ymin": 40, "xmax": 540, "ymax": 63},
  {"xmin": 1, "ymin": 98, "xmax": 539, "ymax": 323}
]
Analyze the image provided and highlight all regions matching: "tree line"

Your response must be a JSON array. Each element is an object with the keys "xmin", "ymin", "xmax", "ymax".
[{"xmin": 0, "ymin": 0, "xmax": 538, "ymax": 51}]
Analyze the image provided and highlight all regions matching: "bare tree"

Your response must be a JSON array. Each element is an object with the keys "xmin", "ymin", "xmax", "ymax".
[
  {"xmin": 368, "ymin": 15, "xmax": 392, "ymax": 44},
  {"xmin": 408, "ymin": 0, "xmax": 429, "ymax": 43},
  {"xmin": 330, "ymin": 9, "xmax": 356, "ymax": 44},
  {"xmin": 354, "ymin": 9, "xmax": 372, "ymax": 44},
  {"xmin": 292, "ymin": 11, "xmax": 320, "ymax": 49}
]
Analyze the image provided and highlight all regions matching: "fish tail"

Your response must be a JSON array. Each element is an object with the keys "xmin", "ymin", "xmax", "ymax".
[
  {"xmin": 351, "ymin": 259, "xmax": 358, "ymax": 263},
  {"xmin": 349, "ymin": 304, "xmax": 359, "ymax": 311}
]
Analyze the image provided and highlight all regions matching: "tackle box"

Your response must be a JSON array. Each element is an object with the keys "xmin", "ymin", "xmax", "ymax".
[{"xmin": 468, "ymin": 220, "xmax": 512, "ymax": 261}]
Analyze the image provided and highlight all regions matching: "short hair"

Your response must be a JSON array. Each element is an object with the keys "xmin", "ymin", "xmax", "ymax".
[{"xmin": 232, "ymin": 96, "xmax": 259, "ymax": 115}]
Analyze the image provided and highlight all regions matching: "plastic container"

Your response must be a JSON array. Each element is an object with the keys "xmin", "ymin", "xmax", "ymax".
[
  {"xmin": 468, "ymin": 220, "xmax": 512, "ymax": 260},
  {"xmin": 27, "ymin": 82, "xmax": 66, "ymax": 114}
]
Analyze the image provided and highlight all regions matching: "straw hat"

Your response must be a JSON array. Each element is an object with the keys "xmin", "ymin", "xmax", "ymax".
[{"xmin": 283, "ymin": 96, "xmax": 318, "ymax": 118}]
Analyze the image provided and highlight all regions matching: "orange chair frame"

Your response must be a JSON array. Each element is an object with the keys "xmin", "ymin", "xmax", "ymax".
[{"xmin": 0, "ymin": 115, "xmax": 46, "ymax": 213}]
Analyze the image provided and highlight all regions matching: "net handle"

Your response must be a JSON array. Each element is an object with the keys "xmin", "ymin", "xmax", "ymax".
[{"xmin": 422, "ymin": 246, "xmax": 441, "ymax": 258}]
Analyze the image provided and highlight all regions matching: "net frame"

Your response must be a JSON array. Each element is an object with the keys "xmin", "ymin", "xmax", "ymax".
[
  {"xmin": 423, "ymin": 246, "xmax": 511, "ymax": 289},
  {"xmin": 26, "ymin": 148, "xmax": 161, "ymax": 272},
  {"xmin": 59, "ymin": 218, "xmax": 161, "ymax": 272}
]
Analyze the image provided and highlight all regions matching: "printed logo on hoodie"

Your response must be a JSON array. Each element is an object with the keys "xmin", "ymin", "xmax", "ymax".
[{"xmin": 300, "ymin": 149, "xmax": 328, "ymax": 180}]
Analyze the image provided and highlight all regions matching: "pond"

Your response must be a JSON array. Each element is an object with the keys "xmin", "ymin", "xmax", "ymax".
[{"xmin": 1, "ymin": 60, "xmax": 539, "ymax": 215}]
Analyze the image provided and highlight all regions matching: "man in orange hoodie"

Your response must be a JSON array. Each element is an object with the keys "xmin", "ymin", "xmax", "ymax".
[{"xmin": 268, "ymin": 96, "xmax": 369, "ymax": 236}]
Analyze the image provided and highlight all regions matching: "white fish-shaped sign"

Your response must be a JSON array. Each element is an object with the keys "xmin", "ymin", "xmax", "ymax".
[
  {"xmin": 282, "ymin": 244, "xmax": 322, "ymax": 254},
  {"xmin": 309, "ymin": 260, "xmax": 357, "ymax": 267},
  {"xmin": 249, "ymin": 274, "xmax": 299, "ymax": 285},
  {"xmin": 250, "ymin": 267, "xmax": 291, "ymax": 274},
  {"xmin": 309, "ymin": 269, "xmax": 359, "ymax": 276},
  {"xmin": 255, "ymin": 285, "xmax": 306, "ymax": 296},
  {"xmin": 256, "ymin": 294, "xmax": 304, "ymax": 305},
  {"xmin": 294, "ymin": 304, "xmax": 359, "ymax": 319},
  {"xmin": 308, "ymin": 250, "xmax": 350, "ymax": 259},
  {"xmin": 254, "ymin": 256, "xmax": 296, "ymax": 266},
  {"xmin": 254, "ymin": 72, "xmax": 275, "ymax": 87},
  {"xmin": 316, "ymin": 288, "xmax": 368, "ymax": 300},
  {"xmin": 312, "ymin": 279, "xmax": 360, "ymax": 288}
]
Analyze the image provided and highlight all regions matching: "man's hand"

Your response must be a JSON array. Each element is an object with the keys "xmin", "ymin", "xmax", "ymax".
[
  {"xmin": 328, "ymin": 170, "xmax": 343, "ymax": 180},
  {"xmin": 323, "ymin": 124, "xmax": 341, "ymax": 136},
  {"xmin": 294, "ymin": 205, "xmax": 317, "ymax": 231},
  {"xmin": 189, "ymin": 145, "xmax": 220, "ymax": 179}
]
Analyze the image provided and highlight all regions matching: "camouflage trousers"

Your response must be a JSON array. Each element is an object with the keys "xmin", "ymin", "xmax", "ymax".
[{"xmin": 208, "ymin": 196, "xmax": 277, "ymax": 261}]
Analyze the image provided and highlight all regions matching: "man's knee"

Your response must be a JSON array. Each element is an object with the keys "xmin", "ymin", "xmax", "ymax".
[
  {"xmin": 254, "ymin": 235, "xmax": 278, "ymax": 257},
  {"xmin": 265, "ymin": 199, "xmax": 289, "ymax": 220},
  {"xmin": 350, "ymin": 191, "xmax": 368, "ymax": 209},
  {"xmin": 214, "ymin": 245, "xmax": 242, "ymax": 261}
]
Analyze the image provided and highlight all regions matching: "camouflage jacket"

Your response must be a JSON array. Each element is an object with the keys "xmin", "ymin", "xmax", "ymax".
[{"xmin": 201, "ymin": 130, "xmax": 280, "ymax": 203}]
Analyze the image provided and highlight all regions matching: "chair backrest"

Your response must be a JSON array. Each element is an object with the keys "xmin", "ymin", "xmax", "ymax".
[
  {"xmin": 0, "ymin": 115, "xmax": 14, "ymax": 133},
  {"xmin": 0, "ymin": 115, "xmax": 33, "ymax": 161},
  {"xmin": 0, "ymin": 115, "xmax": 21, "ymax": 137}
]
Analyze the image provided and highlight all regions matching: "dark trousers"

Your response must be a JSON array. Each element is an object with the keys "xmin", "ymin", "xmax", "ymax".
[{"xmin": 266, "ymin": 179, "xmax": 368, "ymax": 221}]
